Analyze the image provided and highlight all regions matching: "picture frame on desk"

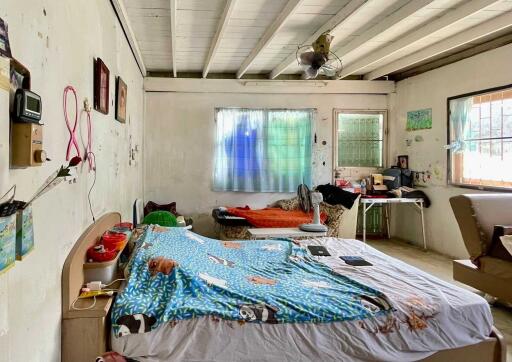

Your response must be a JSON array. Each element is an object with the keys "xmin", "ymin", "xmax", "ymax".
[{"xmin": 397, "ymin": 155, "xmax": 409, "ymax": 169}]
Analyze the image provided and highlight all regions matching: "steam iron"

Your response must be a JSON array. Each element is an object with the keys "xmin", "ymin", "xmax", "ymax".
[{"xmin": 299, "ymin": 191, "xmax": 328, "ymax": 232}]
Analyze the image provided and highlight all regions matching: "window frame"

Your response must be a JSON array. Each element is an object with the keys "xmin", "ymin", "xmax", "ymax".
[
  {"xmin": 447, "ymin": 83, "xmax": 512, "ymax": 191},
  {"xmin": 332, "ymin": 109, "xmax": 388, "ymax": 172}
]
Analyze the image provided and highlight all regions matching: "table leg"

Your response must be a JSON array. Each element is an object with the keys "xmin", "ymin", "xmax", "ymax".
[
  {"xmin": 385, "ymin": 204, "xmax": 391, "ymax": 239},
  {"xmin": 420, "ymin": 202, "xmax": 426, "ymax": 250},
  {"xmin": 362, "ymin": 204, "xmax": 367, "ymax": 243}
]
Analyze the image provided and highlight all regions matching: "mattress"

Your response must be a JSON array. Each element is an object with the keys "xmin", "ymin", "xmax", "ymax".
[{"xmin": 112, "ymin": 231, "xmax": 493, "ymax": 362}]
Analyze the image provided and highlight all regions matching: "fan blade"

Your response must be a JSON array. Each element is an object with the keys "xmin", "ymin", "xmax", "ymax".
[
  {"xmin": 304, "ymin": 67, "xmax": 319, "ymax": 79},
  {"xmin": 320, "ymin": 64, "xmax": 338, "ymax": 76},
  {"xmin": 299, "ymin": 51, "xmax": 315, "ymax": 66}
]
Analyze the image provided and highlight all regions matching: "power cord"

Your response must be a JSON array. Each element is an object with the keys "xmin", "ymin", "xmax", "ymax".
[
  {"xmin": 71, "ymin": 295, "xmax": 97, "ymax": 310},
  {"xmin": 86, "ymin": 151, "xmax": 97, "ymax": 223},
  {"xmin": 102, "ymin": 278, "xmax": 126, "ymax": 288},
  {"xmin": 70, "ymin": 279, "xmax": 125, "ymax": 311}
]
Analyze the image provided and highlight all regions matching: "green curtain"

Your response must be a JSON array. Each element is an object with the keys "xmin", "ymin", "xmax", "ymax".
[{"xmin": 213, "ymin": 108, "xmax": 313, "ymax": 192}]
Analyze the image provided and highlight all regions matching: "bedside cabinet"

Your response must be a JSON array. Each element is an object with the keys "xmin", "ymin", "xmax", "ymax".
[{"xmin": 62, "ymin": 295, "xmax": 114, "ymax": 362}]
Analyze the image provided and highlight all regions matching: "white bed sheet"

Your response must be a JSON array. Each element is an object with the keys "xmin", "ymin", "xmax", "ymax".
[{"xmin": 112, "ymin": 237, "xmax": 493, "ymax": 362}]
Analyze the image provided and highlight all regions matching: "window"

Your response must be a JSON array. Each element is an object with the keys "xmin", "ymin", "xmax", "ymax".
[
  {"xmin": 213, "ymin": 108, "xmax": 313, "ymax": 192},
  {"xmin": 448, "ymin": 84, "xmax": 512, "ymax": 189},
  {"xmin": 333, "ymin": 110, "xmax": 386, "ymax": 168}
]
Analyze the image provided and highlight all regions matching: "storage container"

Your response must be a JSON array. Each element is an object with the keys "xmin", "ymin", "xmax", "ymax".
[{"xmin": 83, "ymin": 253, "xmax": 120, "ymax": 285}]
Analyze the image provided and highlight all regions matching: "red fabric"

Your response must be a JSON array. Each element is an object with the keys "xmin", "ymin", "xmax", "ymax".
[{"xmin": 226, "ymin": 207, "xmax": 327, "ymax": 228}]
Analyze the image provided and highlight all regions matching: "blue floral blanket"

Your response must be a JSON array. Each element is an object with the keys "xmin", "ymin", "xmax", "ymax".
[{"xmin": 111, "ymin": 226, "xmax": 392, "ymax": 337}]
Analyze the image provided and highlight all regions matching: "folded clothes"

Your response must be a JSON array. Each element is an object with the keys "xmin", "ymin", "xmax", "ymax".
[{"xmin": 226, "ymin": 207, "xmax": 327, "ymax": 228}]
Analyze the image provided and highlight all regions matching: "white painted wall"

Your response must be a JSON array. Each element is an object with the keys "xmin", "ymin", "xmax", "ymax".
[
  {"xmin": 0, "ymin": 1, "xmax": 144, "ymax": 361},
  {"xmin": 144, "ymin": 89, "xmax": 388, "ymax": 236},
  {"xmin": 388, "ymin": 44, "xmax": 512, "ymax": 258}
]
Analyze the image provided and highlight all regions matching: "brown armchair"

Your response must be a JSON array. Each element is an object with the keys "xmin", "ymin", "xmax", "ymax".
[{"xmin": 450, "ymin": 194, "xmax": 512, "ymax": 303}]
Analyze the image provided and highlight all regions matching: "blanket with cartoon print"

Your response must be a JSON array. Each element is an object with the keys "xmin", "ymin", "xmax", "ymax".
[{"xmin": 112, "ymin": 226, "xmax": 393, "ymax": 337}]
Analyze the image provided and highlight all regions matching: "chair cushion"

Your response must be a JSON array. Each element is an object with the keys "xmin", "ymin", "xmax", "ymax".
[
  {"xmin": 467, "ymin": 194, "xmax": 512, "ymax": 246},
  {"xmin": 450, "ymin": 195, "xmax": 486, "ymax": 263},
  {"xmin": 320, "ymin": 202, "xmax": 345, "ymax": 238},
  {"xmin": 479, "ymin": 256, "xmax": 512, "ymax": 279}
]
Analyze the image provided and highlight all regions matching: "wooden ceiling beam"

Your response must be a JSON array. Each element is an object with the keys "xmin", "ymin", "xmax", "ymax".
[
  {"xmin": 336, "ymin": 0, "xmax": 501, "ymax": 79},
  {"xmin": 392, "ymin": 33, "xmax": 512, "ymax": 81},
  {"xmin": 170, "ymin": 0, "xmax": 177, "ymax": 77},
  {"xmin": 111, "ymin": 0, "xmax": 147, "ymax": 75},
  {"xmin": 203, "ymin": 0, "xmax": 237, "ymax": 78},
  {"xmin": 269, "ymin": 0, "xmax": 368, "ymax": 80},
  {"xmin": 236, "ymin": 0, "xmax": 304, "ymax": 79},
  {"xmin": 364, "ymin": 12, "xmax": 512, "ymax": 80},
  {"xmin": 332, "ymin": 0, "xmax": 434, "ymax": 72}
]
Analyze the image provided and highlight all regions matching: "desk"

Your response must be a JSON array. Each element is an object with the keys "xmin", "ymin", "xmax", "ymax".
[
  {"xmin": 248, "ymin": 227, "xmax": 327, "ymax": 240},
  {"xmin": 360, "ymin": 197, "xmax": 426, "ymax": 249}
]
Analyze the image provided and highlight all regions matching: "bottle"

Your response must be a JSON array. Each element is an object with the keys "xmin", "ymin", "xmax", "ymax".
[{"xmin": 361, "ymin": 179, "xmax": 367, "ymax": 195}]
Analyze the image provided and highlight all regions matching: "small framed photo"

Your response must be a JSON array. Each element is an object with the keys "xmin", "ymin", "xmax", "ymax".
[
  {"xmin": 93, "ymin": 58, "xmax": 110, "ymax": 114},
  {"xmin": 0, "ymin": 17, "xmax": 12, "ymax": 58},
  {"xmin": 115, "ymin": 77, "xmax": 127, "ymax": 123},
  {"xmin": 397, "ymin": 155, "xmax": 409, "ymax": 169}
]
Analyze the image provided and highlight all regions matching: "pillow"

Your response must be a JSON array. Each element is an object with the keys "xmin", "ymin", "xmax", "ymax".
[
  {"xmin": 144, "ymin": 201, "xmax": 179, "ymax": 217},
  {"xmin": 273, "ymin": 197, "xmax": 299, "ymax": 211}
]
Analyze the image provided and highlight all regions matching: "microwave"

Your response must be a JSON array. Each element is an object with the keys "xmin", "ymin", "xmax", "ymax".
[{"xmin": 13, "ymin": 89, "xmax": 42, "ymax": 123}]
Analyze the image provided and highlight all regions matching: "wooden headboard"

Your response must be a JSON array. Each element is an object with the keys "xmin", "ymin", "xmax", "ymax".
[{"xmin": 61, "ymin": 212, "xmax": 121, "ymax": 318}]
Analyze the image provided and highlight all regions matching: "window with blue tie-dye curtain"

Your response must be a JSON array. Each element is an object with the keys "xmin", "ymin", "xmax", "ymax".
[
  {"xmin": 213, "ymin": 108, "xmax": 313, "ymax": 192},
  {"xmin": 448, "ymin": 85, "xmax": 512, "ymax": 189}
]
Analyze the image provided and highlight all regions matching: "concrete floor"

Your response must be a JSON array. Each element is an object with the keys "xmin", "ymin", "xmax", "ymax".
[{"xmin": 368, "ymin": 239, "xmax": 512, "ymax": 362}]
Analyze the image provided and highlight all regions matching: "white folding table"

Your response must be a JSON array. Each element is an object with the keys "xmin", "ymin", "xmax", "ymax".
[{"xmin": 360, "ymin": 197, "xmax": 427, "ymax": 249}]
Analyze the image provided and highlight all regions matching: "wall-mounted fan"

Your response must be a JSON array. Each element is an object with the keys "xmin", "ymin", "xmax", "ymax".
[{"xmin": 296, "ymin": 32, "xmax": 342, "ymax": 79}]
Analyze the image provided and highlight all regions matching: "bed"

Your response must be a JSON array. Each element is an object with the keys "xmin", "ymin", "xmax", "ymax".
[{"xmin": 62, "ymin": 213, "xmax": 506, "ymax": 362}]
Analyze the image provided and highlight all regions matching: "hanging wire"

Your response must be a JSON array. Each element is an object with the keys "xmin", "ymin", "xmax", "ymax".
[{"xmin": 86, "ymin": 152, "xmax": 97, "ymax": 223}]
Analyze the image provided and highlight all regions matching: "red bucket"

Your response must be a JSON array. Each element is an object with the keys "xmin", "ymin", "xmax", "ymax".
[
  {"xmin": 87, "ymin": 244, "xmax": 117, "ymax": 262},
  {"xmin": 102, "ymin": 232, "xmax": 127, "ymax": 251}
]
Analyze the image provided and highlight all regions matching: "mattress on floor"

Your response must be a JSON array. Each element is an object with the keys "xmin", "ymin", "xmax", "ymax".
[{"xmin": 112, "ymin": 233, "xmax": 493, "ymax": 362}]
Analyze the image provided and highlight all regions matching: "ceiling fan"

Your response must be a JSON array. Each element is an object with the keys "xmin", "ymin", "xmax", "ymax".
[{"xmin": 296, "ymin": 32, "xmax": 343, "ymax": 79}]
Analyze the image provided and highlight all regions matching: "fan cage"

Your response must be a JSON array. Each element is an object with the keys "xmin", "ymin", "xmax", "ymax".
[{"xmin": 295, "ymin": 45, "xmax": 343, "ymax": 78}]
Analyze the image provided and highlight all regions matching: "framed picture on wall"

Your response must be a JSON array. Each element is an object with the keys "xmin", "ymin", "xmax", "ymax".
[
  {"xmin": 93, "ymin": 58, "xmax": 109, "ymax": 114},
  {"xmin": 115, "ymin": 76, "xmax": 127, "ymax": 123},
  {"xmin": 406, "ymin": 108, "xmax": 432, "ymax": 131},
  {"xmin": 0, "ymin": 17, "xmax": 12, "ymax": 58},
  {"xmin": 397, "ymin": 155, "xmax": 409, "ymax": 169}
]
